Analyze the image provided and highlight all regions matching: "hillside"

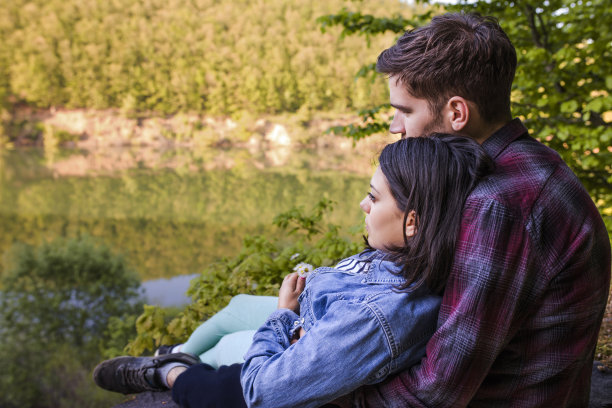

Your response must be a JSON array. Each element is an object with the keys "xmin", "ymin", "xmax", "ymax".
[{"xmin": 0, "ymin": 0, "xmax": 417, "ymax": 117}]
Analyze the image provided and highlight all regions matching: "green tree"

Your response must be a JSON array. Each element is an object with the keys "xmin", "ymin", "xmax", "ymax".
[
  {"xmin": 456, "ymin": 0, "xmax": 611, "ymax": 229},
  {"xmin": 0, "ymin": 236, "xmax": 142, "ymax": 407},
  {"xmin": 0, "ymin": 0, "xmax": 405, "ymax": 116},
  {"xmin": 319, "ymin": 0, "xmax": 612, "ymax": 236}
]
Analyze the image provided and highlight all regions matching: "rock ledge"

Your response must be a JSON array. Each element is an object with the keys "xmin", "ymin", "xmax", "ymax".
[{"xmin": 112, "ymin": 362, "xmax": 612, "ymax": 408}]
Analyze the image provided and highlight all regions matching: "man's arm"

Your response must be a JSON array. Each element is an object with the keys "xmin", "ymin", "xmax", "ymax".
[{"xmin": 360, "ymin": 198, "xmax": 536, "ymax": 407}]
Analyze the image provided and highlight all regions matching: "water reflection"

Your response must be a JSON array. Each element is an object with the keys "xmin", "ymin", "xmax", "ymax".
[
  {"xmin": 0, "ymin": 137, "xmax": 392, "ymax": 281},
  {"xmin": 141, "ymin": 274, "xmax": 197, "ymax": 307}
]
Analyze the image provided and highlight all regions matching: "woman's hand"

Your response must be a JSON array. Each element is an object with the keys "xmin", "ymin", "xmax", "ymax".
[{"xmin": 277, "ymin": 272, "xmax": 305, "ymax": 312}]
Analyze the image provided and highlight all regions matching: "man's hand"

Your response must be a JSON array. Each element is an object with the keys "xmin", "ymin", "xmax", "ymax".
[
  {"xmin": 290, "ymin": 327, "xmax": 307, "ymax": 345},
  {"xmin": 277, "ymin": 272, "xmax": 306, "ymax": 312}
]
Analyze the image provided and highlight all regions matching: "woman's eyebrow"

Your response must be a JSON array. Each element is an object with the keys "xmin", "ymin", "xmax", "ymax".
[{"xmin": 370, "ymin": 184, "xmax": 381, "ymax": 194}]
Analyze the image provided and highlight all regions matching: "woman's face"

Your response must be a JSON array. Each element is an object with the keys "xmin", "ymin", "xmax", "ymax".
[{"xmin": 359, "ymin": 167, "xmax": 407, "ymax": 250}]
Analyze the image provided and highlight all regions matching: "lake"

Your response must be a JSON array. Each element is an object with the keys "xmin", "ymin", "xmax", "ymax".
[{"xmin": 0, "ymin": 138, "xmax": 393, "ymax": 305}]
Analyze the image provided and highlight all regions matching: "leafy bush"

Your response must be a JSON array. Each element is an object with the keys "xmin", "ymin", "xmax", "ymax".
[
  {"xmin": 0, "ymin": 235, "xmax": 142, "ymax": 407},
  {"xmin": 126, "ymin": 199, "xmax": 362, "ymax": 355}
]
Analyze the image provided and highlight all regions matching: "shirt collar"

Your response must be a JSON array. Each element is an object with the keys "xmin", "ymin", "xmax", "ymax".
[
  {"xmin": 362, "ymin": 252, "xmax": 406, "ymax": 285},
  {"xmin": 481, "ymin": 118, "xmax": 528, "ymax": 159}
]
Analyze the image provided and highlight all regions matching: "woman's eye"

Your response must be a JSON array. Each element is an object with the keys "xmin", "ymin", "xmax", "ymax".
[{"xmin": 368, "ymin": 192, "xmax": 376, "ymax": 202}]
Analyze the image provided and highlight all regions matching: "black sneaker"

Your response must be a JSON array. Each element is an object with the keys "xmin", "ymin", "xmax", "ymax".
[
  {"xmin": 93, "ymin": 352, "xmax": 200, "ymax": 394},
  {"xmin": 154, "ymin": 343, "xmax": 183, "ymax": 357}
]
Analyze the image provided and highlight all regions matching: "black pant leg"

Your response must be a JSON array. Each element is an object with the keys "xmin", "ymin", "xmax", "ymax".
[{"xmin": 171, "ymin": 363, "xmax": 246, "ymax": 408}]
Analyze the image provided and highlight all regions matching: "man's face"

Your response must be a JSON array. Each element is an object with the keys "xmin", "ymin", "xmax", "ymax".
[{"xmin": 388, "ymin": 77, "xmax": 450, "ymax": 138}]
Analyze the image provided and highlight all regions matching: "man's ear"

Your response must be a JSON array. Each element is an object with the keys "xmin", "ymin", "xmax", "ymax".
[
  {"xmin": 405, "ymin": 210, "xmax": 417, "ymax": 238},
  {"xmin": 445, "ymin": 96, "xmax": 470, "ymax": 132}
]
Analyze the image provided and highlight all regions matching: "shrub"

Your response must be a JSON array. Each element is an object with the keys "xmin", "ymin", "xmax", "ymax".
[
  {"xmin": 0, "ymin": 235, "xmax": 142, "ymax": 407},
  {"xmin": 126, "ymin": 199, "xmax": 362, "ymax": 355}
]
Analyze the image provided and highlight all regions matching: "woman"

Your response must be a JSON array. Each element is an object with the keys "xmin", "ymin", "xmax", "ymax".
[{"xmin": 94, "ymin": 134, "xmax": 493, "ymax": 408}]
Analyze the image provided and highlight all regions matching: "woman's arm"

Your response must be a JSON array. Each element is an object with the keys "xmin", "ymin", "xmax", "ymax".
[
  {"xmin": 240, "ymin": 291, "xmax": 438, "ymax": 408},
  {"xmin": 240, "ymin": 301, "xmax": 391, "ymax": 408}
]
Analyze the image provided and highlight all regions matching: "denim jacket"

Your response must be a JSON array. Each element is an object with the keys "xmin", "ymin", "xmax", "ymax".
[{"xmin": 240, "ymin": 250, "xmax": 442, "ymax": 408}]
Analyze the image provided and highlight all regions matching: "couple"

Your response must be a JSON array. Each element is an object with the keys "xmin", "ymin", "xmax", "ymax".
[{"xmin": 94, "ymin": 12, "xmax": 611, "ymax": 408}]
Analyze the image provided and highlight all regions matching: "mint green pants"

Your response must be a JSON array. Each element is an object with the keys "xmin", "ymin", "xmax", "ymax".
[{"xmin": 182, "ymin": 294, "xmax": 278, "ymax": 369}]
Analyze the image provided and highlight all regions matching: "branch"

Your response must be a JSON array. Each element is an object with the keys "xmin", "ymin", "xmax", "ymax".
[
  {"xmin": 524, "ymin": 4, "xmax": 545, "ymax": 49},
  {"xmin": 317, "ymin": 8, "xmax": 432, "ymax": 40},
  {"xmin": 535, "ymin": 7, "xmax": 549, "ymax": 49}
]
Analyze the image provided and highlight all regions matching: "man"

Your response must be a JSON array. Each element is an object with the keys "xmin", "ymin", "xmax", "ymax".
[
  {"xmin": 352, "ymin": 12, "xmax": 611, "ymax": 407},
  {"xmin": 95, "ymin": 12, "xmax": 611, "ymax": 407}
]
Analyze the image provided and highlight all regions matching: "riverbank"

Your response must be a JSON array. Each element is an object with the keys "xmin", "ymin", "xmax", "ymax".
[{"xmin": 2, "ymin": 107, "xmax": 393, "ymax": 151}]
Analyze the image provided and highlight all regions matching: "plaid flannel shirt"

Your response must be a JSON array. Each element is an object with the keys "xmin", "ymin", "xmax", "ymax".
[{"xmin": 355, "ymin": 119, "xmax": 611, "ymax": 407}]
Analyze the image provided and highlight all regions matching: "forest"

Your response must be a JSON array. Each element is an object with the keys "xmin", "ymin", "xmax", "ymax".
[{"xmin": 0, "ymin": 0, "xmax": 412, "ymax": 117}]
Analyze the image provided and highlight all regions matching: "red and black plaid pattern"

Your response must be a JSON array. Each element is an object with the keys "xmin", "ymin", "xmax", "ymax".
[{"xmin": 358, "ymin": 119, "xmax": 611, "ymax": 408}]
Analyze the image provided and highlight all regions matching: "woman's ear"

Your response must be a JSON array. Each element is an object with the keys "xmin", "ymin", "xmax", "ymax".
[
  {"xmin": 405, "ymin": 210, "xmax": 417, "ymax": 238},
  {"xmin": 445, "ymin": 96, "xmax": 470, "ymax": 132}
]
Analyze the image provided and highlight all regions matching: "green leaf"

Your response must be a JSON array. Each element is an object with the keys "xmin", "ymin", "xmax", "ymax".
[
  {"xmin": 560, "ymin": 100, "xmax": 579, "ymax": 113},
  {"xmin": 585, "ymin": 98, "xmax": 604, "ymax": 113}
]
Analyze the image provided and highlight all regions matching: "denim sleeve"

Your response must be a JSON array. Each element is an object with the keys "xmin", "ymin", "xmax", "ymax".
[{"xmin": 240, "ymin": 301, "xmax": 398, "ymax": 408}]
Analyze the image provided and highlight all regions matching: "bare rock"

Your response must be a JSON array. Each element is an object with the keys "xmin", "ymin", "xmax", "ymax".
[
  {"xmin": 590, "ymin": 361, "xmax": 612, "ymax": 408},
  {"xmin": 113, "ymin": 391, "xmax": 178, "ymax": 408}
]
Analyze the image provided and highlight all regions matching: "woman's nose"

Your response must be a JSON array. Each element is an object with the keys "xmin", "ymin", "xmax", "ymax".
[{"xmin": 360, "ymin": 197, "xmax": 370, "ymax": 213}]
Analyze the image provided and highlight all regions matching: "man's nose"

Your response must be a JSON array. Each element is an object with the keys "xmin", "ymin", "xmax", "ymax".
[{"xmin": 389, "ymin": 111, "xmax": 405, "ymax": 136}]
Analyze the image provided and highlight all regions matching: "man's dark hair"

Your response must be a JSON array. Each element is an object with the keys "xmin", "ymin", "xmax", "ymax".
[
  {"xmin": 377, "ymin": 13, "xmax": 517, "ymax": 124},
  {"xmin": 378, "ymin": 134, "xmax": 493, "ymax": 294}
]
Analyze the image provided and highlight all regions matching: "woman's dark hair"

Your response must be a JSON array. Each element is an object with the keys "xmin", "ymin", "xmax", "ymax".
[{"xmin": 377, "ymin": 134, "xmax": 493, "ymax": 294}]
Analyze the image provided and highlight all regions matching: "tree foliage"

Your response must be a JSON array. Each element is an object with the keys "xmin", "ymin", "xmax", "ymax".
[
  {"xmin": 1, "ymin": 236, "xmax": 142, "ymax": 347},
  {"xmin": 454, "ymin": 0, "xmax": 611, "ymax": 211},
  {"xmin": 0, "ymin": 236, "xmax": 142, "ymax": 407},
  {"xmin": 319, "ymin": 0, "xmax": 612, "ymax": 237},
  {"xmin": 0, "ymin": 0, "xmax": 410, "ymax": 116}
]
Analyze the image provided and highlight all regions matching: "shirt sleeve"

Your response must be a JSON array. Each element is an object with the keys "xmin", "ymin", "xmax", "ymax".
[
  {"xmin": 241, "ymin": 301, "xmax": 401, "ymax": 408},
  {"xmin": 361, "ymin": 198, "xmax": 537, "ymax": 407}
]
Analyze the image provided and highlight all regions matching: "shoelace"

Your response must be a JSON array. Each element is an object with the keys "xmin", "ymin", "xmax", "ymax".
[{"xmin": 120, "ymin": 362, "xmax": 156, "ymax": 391}]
